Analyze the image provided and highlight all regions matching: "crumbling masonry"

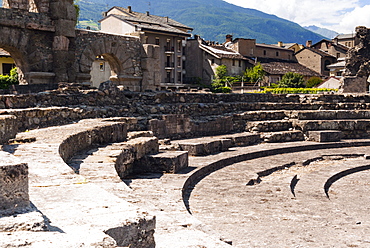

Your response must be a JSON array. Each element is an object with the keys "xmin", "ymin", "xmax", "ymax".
[
  {"xmin": 0, "ymin": 0, "xmax": 160, "ymax": 90},
  {"xmin": 341, "ymin": 26, "xmax": 370, "ymax": 93}
]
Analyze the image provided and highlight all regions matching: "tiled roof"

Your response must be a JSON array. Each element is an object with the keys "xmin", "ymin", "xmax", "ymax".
[
  {"xmin": 110, "ymin": 14, "xmax": 191, "ymax": 36},
  {"xmin": 327, "ymin": 60, "xmax": 345, "ymax": 68},
  {"xmin": 200, "ymin": 44, "xmax": 249, "ymax": 60},
  {"xmin": 0, "ymin": 48, "xmax": 10, "ymax": 57},
  {"xmin": 257, "ymin": 43, "xmax": 292, "ymax": 51},
  {"xmin": 334, "ymin": 33, "xmax": 355, "ymax": 40},
  {"xmin": 296, "ymin": 47, "xmax": 336, "ymax": 58},
  {"xmin": 312, "ymin": 39, "xmax": 349, "ymax": 52},
  {"xmin": 259, "ymin": 60, "xmax": 321, "ymax": 77},
  {"xmin": 105, "ymin": 6, "xmax": 192, "ymax": 36}
]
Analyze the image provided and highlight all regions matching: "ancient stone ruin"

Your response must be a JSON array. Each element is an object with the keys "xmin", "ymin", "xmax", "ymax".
[
  {"xmin": 0, "ymin": 0, "xmax": 159, "ymax": 90},
  {"xmin": 340, "ymin": 26, "xmax": 370, "ymax": 93},
  {"xmin": 2, "ymin": 1, "xmax": 370, "ymax": 247},
  {"xmin": 0, "ymin": 89, "xmax": 370, "ymax": 246}
]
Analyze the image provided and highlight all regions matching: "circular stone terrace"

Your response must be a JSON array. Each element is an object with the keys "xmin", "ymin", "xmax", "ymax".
[{"xmin": 2, "ymin": 91, "xmax": 370, "ymax": 247}]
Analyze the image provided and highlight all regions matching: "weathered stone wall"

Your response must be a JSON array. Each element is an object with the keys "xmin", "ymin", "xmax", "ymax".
[
  {"xmin": 341, "ymin": 26, "xmax": 370, "ymax": 93},
  {"xmin": 59, "ymin": 121, "xmax": 128, "ymax": 162},
  {"xmin": 0, "ymin": 115, "xmax": 18, "ymax": 143},
  {"xmin": 0, "ymin": 1, "xmax": 147, "ymax": 88},
  {"xmin": 0, "ymin": 163, "xmax": 29, "ymax": 214},
  {"xmin": 2, "ymin": 91, "xmax": 370, "ymax": 143},
  {"xmin": 75, "ymin": 30, "xmax": 143, "ymax": 87}
]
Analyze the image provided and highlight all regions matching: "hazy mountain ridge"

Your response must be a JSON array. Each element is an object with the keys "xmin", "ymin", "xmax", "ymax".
[
  {"xmin": 77, "ymin": 0, "xmax": 324, "ymax": 44},
  {"xmin": 304, "ymin": 25, "xmax": 339, "ymax": 39}
]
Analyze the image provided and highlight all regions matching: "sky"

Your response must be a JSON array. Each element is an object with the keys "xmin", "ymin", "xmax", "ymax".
[{"xmin": 224, "ymin": 0, "xmax": 370, "ymax": 34}]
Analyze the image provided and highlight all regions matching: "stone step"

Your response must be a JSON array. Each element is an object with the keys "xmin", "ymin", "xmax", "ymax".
[
  {"xmin": 261, "ymin": 130, "xmax": 305, "ymax": 143},
  {"xmin": 292, "ymin": 119, "xmax": 370, "ymax": 132},
  {"xmin": 246, "ymin": 120, "xmax": 293, "ymax": 132},
  {"xmin": 307, "ymin": 130, "xmax": 342, "ymax": 142},
  {"xmin": 176, "ymin": 138, "xmax": 232, "ymax": 156},
  {"xmin": 137, "ymin": 151, "xmax": 189, "ymax": 174},
  {"xmin": 289, "ymin": 110, "xmax": 370, "ymax": 120}
]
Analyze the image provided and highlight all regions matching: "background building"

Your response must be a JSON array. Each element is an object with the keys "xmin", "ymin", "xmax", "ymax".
[
  {"xmin": 0, "ymin": 48, "xmax": 15, "ymax": 75},
  {"xmin": 100, "ymin": 6, "xmax": 192, "ymax": 89}
]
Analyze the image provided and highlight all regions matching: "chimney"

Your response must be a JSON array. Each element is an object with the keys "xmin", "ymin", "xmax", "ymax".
[
  {"xmin": 146, "ymin": 11, "xmax": 150, "ymax": 16},
  {"xmin": 306, "ymin": 40, "xmax": 312, "ymax": 47},
  {"xmin": 166, "ymin": 16, "xmax": 169, "ymax": 22},
  {"xmin": 226, "ymin": 34, "xmax": 233, "ymax": 42},
  {"xmin": 128, "ymin": 6, "xmax": 132, "ymax": 13},
  {"xmin": 278, "ymin": 41, "xmax": 283, "ymax": 47}
]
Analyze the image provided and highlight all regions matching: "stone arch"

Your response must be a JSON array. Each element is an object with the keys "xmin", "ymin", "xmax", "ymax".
[
  {"xmin": 0, "ymin": 27, "xmax": 31, "ymax": 84},
  {"xmin": 75, "ymin": 31, "xmax": 143, "ymax": 89}
]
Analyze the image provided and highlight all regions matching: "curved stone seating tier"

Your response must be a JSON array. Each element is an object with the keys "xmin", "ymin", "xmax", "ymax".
[{"xmin": 0, "ymin": 119, "xmax": 156, "ymax": 247}]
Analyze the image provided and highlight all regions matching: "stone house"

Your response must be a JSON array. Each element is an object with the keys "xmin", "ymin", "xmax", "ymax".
[
  {"xmin": 295, "ymin": 46, "xmax": 337, "ymax": 76},
  {"xmin": 100, "ymin": 6, "xmax": 193, "ymax": 89},
  {"xmin": 259, "ymin": 59, "xmax": 321, "ymax": 84},
  {"xmin": 185, "ymin": 36, "xmax": 252, "ymax": 85},
  {"xmin": 274, "ymin": 42, "xmax": 305, "ymax": 53},
  {"xmin": 327, "ymin": 58, "xmax": 345, "ymax": 78},
  {"xmin": 333, "ymin": 33, "xmax": 356, "ymax": 48},
  {"xmin": 0, "ymin": 48, "xmax": 15, "ymax": 75},
  {"xmin": 311, "ymin": 39, "xmax": 349, "ymax": 59}
]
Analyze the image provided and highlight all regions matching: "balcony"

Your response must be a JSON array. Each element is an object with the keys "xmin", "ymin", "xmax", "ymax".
[
  {"xmin": 164, "ymin": 46, "xmax": 175, "ymax": 53},
  {"xmin": 164, "ymin": 62, "xmax": 175, "ymax": 69}
]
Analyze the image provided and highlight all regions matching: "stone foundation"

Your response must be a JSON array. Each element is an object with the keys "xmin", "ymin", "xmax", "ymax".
[{"xmin": 0, "ymin": 163, "xmax": 29, "ymax": 215}]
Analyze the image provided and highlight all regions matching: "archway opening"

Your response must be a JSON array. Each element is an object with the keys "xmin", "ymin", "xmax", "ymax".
[
  {"xmin": 90, "ymin": 53, "xmax": 121, "ymax": 88},
  {"xmin": 0, "ymin": 47, "xmax": 24, "ymax": 88}
]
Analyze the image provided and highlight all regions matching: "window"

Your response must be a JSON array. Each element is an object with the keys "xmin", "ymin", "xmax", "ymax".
[
  {"xmin": 276, "ymin": 51, "xmax": 279, "ymax": 57},
  {"xmin": 155, "ymin": 37, "xmax": 160, "ymax": 45},
  {"xmin": 336, "ymin": 53, "xmax": 340, "ymax": 58},
  {"xmin": 211, "ymin": 59, "xmax": 215, "ymax": 64},
  {"xmin": 2, "ymin": 63, "xmax": 15, "ymax": 75},
  {"xmin": 177, "ymin": 40, "xmax": 182, "ymax": 52},
  {"xmin": 239, "ymin": 60, "xmax": 241, "ymax": 67},
  {"xmin": 99, "ymin": 62, "xmax": 105, "ymax": 72},
  {"xmin": 232, "ymin": 60, "xmax": 235, "ymax": 66},
  {"xmin": 177, "ymin": 72, "xmax": 182, "ymax": 83},
  {"xmin": 177, "ymin": 56, "xmax": 181, "ymax": 67},
  {"xmin": 263, "ymin": 50, "xmax": 266, "ymax": 56},
  {"xmin": 166, "ymin": 39, "xmax": 171, "ymax": 51}
]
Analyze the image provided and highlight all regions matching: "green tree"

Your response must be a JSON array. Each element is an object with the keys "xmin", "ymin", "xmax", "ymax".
[
  {"xmin": 306, "ymin": 76, "xmax": 323, "ymax": 88},
  {"xmin": 0, "ymin": 67, "xmax": 19, "ymax": 89},
  {"xmin": 277, "ymin": 72, "xmax": 305, "ymax": 88},
  {"xmin": 215, "ymin": 64, "xmax": 228, "ymax": 81},
  {"xmin": 211, "ymin": 65, "xmax": 232, "ymax": 93},
  {"xmin": 74, "ymin": 0, "xmax": 80, "ymax": 25},
  {"xmin": 244, "ymin": 63, "xmax": 265, "ymax": 83}
]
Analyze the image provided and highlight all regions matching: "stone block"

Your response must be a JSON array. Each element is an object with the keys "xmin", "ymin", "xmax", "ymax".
[
  {"xmin": 178, "ymin": 142, "xmax": 206, "ymax": 156},
  {"xmin": 0, "ymin": 115, "xmax": 18, "ymax": 144},
  {"xmin": 104, "ymin": 215, "xmax": 156, "ymax": 248},
  {"xmin": 141, "ymin": 151, "xmax": 188, "ymax": 173},
  {"xmin": 0, "ymin": 163, "xmax": 29, "ymax": 214},
  {"xmin": 222, "ymin": 133, "xmax": 261, "ymax": 146},
  {"xmin": 126, "ymin": 136, "xmax": 159, "ymax": 160},
  {"xmin": 308, "ymin": 130, "xmax": 342, "ymax": 142},
  {"xmin": 178, "ymin": 139, "xmax": 230, "ymax": 156}
]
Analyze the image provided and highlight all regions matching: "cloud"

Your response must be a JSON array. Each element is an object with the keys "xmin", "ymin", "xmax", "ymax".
[
  {"xmin": 224, "ymin": 0, "xmax": 367, "ymax": 34},
  {"xmin": 335, "ymin": 5, "xmax": 370, "ymax": 33}
]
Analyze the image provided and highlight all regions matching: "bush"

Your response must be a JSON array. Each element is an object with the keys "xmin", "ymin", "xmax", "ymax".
[
  {"xmin": 277, "ymin": 72, "xmax": 305, "ymax": 88},
  {"xmin": 306, "ymin": 77, "xmax": 323, "ymax": 88},
  {"xmin": 211, "ymin": 82, "xmax": 232, "ymax": 93},
  {"xmin": 244, "ymin": 63, "xmax": 265, "ymax": 83},
  {"xmin": 259, "ymin": 87, "xmax": 338, "ymax": 94},
  {"xmin": 0, "ymin": 67, "xmax": 19, "ymax": 89}
]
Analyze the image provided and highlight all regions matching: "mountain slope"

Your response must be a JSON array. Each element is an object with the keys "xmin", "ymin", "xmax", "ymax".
[
  {"xmin": 77, "ymin": 0, "xmax": 324, "ymax": 44},
  {"xmin": 304, "ymin": 25, "xmax": 339, "ymax": 39}
]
